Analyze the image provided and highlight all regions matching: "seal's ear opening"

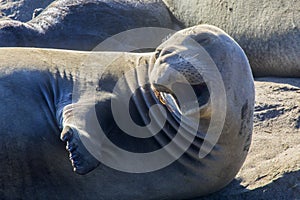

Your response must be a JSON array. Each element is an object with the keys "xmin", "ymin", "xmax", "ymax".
[{"xmin": 60, "ymin": 126, "xmax": 100, "ymax": 175}]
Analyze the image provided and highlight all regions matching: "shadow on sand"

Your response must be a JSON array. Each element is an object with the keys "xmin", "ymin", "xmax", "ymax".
[
  {"xmin": 255, "ymin": 77, "xmax": 300, "ymax": 88},
  {"xmin": 194, "ymin": 170, "xmax": 300, "ymax": 200}
]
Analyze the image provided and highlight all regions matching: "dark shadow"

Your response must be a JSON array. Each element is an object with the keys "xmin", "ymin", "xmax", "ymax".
[
  {"xmin": 296, "ymin": 116, "xmax": 300, "ymax": 129},
  {"xmin": 193, "ymin": 170, "xmax": 300, "ymax": 200}
]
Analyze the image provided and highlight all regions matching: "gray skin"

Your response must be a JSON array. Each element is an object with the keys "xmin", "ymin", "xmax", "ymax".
[
  {"xmin": 0, "ymin": 25, "xmax": 254, "ymax": 199},
  {"xmin": 163, "ymin": 0, "xmax": 300, "ymax": 77},
  {"xmin": 0, "ymin": 0, "xmax": 173, "ymax": 50}
]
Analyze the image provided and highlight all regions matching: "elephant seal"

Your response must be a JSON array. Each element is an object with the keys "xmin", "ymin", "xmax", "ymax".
[
  {"xmin": 0, "ymin": 0, "xmax": 173, "ymax": 50},
  {"xmin": 0, "ymin": 25, "xmax": 254, "ymax": 199},
  {"xmin": 163, "ymin": 0, "xmax": 300, "ymax": 77}
]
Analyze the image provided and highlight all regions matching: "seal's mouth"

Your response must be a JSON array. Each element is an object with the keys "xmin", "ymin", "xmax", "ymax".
[{"xmin": 152, "ymin": 82, "xmax": 210, "ymax": 118}]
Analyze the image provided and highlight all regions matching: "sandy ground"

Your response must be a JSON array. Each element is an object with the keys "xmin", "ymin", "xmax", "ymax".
[{"xmin": 197, "ymin": 77, "xmax": 300, "ymax": 200}]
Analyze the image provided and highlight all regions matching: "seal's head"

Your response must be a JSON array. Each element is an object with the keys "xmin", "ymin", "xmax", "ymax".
[{"xmin": 149, "ymin": 27, "xmax": 217, "ymax": 119}]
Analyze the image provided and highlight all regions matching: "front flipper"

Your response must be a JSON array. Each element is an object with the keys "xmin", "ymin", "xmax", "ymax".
[{"xmin": 60, "ymin": 126, "xmax": 100, "ymax": 175}]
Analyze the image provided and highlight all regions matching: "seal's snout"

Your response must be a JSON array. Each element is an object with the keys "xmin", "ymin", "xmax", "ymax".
[
  {"xmin": 150, "ymin": 44, "xmax": 206, "ymax": 88},
  {"xmin": 150, "ymin": 45, "xmax": 211, "ymax": 119}
]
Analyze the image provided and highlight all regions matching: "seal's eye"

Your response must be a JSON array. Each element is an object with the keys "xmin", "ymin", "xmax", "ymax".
[
  {"xmin": 154, "ymin": 50, "xmax": 161, "ymax": 60},
  {"xmin": 154, "ymin": 49, "xmax": 174, "ymax": 61}
]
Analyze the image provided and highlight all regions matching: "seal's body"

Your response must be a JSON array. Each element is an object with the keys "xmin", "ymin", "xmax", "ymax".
[
  {"xmin": 0, "ymin": 0, "xmax": 173, "ymax": 50},
  {"xmin": 0, "ymin": 25, "xmax": 254, "ymax": 199},
  {"xmin": 164, "ymin": 0, "xmax": 300, "ymax": 77}
]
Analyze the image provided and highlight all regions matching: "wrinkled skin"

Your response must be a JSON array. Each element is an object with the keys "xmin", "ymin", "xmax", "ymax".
[{"xmin": 0, "ymin": 25, "xmax": 254, "ymax": 199}]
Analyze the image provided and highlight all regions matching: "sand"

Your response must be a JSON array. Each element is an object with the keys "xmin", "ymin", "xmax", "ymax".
[{"xmin": 198, "ymin": 77, "xmax": 300, "ymax": 199}]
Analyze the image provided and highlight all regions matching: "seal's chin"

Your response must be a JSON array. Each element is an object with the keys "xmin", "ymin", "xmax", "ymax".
[
  {"xmin": 61, "ymin": 127, "xmax": 100, "ymax": 175},
  {"xmin": 151, "ymin": 83, "xmax": 211, "ymax": 119}
]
